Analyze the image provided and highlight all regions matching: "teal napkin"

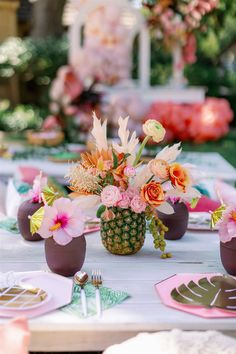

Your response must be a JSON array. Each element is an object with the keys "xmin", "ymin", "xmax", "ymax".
[
  {"xmin": 61, "ymin": 282, "xmax": 130, "ymax": 318},
  {"xmin": 0, "ymin": 218, "xmax": 19, "ymax": 233}
]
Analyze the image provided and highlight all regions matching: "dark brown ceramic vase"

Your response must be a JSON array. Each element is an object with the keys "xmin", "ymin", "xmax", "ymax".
[
  {"xmin": 220, "ymin": 239, "xmax": 236, "ymax": 275},
  {"xmin": 17, "ymin": 200, "xmax": 43, "ymax": 241},
  {"xmin": 44, "ymin": 235, "xmax": 86, "ymax": 277},
  {"xmin": 158, "ymin": 201, "xmax": 189, "ymax": 240}
]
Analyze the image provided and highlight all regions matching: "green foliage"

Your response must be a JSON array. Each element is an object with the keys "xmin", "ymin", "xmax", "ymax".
[
  {"xmin": 0, "ymin": 36, "xmax": 68, "ymax": 106},
  {"xmin": 0, "ymin": 0, "xmax": 236, "ymax": 115},
  {"xmin": 0, "ymin": 100, "xmax": 45, "ymax": 131}
]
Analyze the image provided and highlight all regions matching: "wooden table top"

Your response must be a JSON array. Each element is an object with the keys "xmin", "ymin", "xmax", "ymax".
[{"xmin": 0, "ymin": 227, "xmax": 235, "ymax": 352}]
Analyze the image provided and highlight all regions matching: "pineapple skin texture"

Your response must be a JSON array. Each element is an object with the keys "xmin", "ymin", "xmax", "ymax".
[{"xmin": 101, "ymin": 207, "xmax": 146, "ymax": 255}]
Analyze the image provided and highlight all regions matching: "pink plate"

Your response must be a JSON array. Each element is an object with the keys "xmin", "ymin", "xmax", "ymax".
[{"xmin": 0, "ymin": 271, "xmax": 73, "ymax": 319}]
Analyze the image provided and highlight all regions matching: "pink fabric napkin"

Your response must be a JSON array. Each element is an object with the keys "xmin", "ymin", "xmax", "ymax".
[
  {"xmin": 187, "ymin": 196, "xmax": 220, "ymax": 213},
  {"xmin": 0, "ymin": 317, "xmax": 30, "ymax": 354}
]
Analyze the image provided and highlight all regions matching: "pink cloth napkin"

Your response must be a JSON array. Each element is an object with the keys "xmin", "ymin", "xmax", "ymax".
[
  {"xmin": 0, "ymin": 317, "xmax": 29, "ymax": 354},
  {"xmin": 187, "ymin": 196, "xmax": 220, "ymax": 213}
]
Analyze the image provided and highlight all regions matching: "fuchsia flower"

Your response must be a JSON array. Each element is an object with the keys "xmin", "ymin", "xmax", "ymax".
[
  {"xmin": 101, "ymin": 185, "xmax": 121, "ymax": 207},
  {"xmin": 117, "ymin": 192, "xmax": 130, "ymax": 209},
  {"xmin": 218, "ymin": 206, "xmax": 236, "ymax": 243},
  {"xmin": 37, "ymin": 198, "xmax": 85, "ymax": 245},
  {"xmin": 130, "ymin": 195, "xmax": 147, "ymax": 214}
]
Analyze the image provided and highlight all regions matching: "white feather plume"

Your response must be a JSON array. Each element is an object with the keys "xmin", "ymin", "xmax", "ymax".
[
  {"xmin": 165, "ymin": 186, "xmax": 201, "ymax": 203},
  {"xmin": 91, "ymin": 112, "xmax": 108, "ymax": 151},
  {"xmin": 156, "ymin": 142, "xmax": 182, "ymax": 163},
  {"xmin": 133, "ymin": 165, "xmax": 152, "ymax": 189},
  {"xmin": 156, "ymin": 202, "xmax": 174, "ymax": 215},
  {"xmin": 112, "ymin": 116, "xmax": 139, "ymax": 164}
]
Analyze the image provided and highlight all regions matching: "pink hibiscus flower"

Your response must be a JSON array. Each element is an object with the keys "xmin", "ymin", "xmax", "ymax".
[
  {"xmin": 38, "ymin": 198, "xmax": 85, "ymax": 245},
  {"xmin": 218, "ymin": 206, "xmax": 236, "ymax": 243}
]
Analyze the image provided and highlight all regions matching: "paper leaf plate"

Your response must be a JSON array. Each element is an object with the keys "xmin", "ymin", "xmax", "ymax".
[{"xmin": 171, "ymin": 275, "xmax": 236, "ymax": 311}]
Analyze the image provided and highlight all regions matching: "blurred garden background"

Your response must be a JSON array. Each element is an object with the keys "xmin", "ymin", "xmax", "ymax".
[{"xmin": 0, "ymin": 0, "xmax": 236, "ymax": 165}]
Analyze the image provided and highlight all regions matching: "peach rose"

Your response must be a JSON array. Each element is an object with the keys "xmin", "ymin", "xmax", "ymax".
[
  {"xmin": 169, "ymin": 163, "xmax": 190, "ymax": 191},
  {"xmin": 140, "ymin": 181, "xmax": 165, "ymax": 206},
  {"xmin": 149, "ymin": 159, "xmax": 169, "ymax": 180},
  {"xmin": 143, "ymin": 120, "xmax": 166, "ymax": 143}
]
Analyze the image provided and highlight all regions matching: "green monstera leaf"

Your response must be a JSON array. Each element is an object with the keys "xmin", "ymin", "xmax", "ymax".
[{"xmin": 171, "ymin": 275, "xmax": 236, "ymax": 311}]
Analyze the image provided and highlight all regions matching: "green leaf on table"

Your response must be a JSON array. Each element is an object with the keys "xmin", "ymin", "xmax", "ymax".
[{"xmin": 0, "ymin": 218, "xmax": 19, "ymax": 234}]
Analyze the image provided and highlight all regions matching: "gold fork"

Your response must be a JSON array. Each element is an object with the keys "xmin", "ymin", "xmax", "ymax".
[{"xmin": 91, "ymin": 269, "xmax": 102, "ymax": 317}]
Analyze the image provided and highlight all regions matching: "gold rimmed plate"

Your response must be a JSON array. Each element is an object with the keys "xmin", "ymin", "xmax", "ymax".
[{"xmin": 0, "ymin": 284, "xmax": 50, "ymax": 311}]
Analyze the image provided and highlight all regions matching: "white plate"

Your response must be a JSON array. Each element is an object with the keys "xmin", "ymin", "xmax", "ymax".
[{"xmin": 188, "ymin": 212, "xmax": 219, "ymax": 231}]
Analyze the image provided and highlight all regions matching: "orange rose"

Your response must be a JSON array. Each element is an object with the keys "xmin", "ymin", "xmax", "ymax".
[
  {"xmin": 141, "ymin": 181, "xmax": 165, "ymax": 206},
  {"xmin": 149, "ymin": 159, "xmax": 169, "ymax": 180},
  {"xmin": 169, "ymin": 163, "xmax": 190, "ymax": 191}
]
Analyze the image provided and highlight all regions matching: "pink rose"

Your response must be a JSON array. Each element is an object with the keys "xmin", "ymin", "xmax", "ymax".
[
  {"xmin": 124, "ymin": 166, "xmax": 136, "ymax": 178},
  {"xmin": 126, "ymin": 186, "xmax": 139, "ymax": 199},
  {"xmin": 117, "ymin": 192, "xmax": 130, "ymax": 209},
  {"xmin": 101, "ymin": 185, "xmax": 121, "ymax": 207},
  {"xmin": 130, "ymin": 195, "xmax": 146, "ymax": 214}
]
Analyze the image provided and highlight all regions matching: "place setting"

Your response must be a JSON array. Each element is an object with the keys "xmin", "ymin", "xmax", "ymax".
[{"xmin": 0, "ymin": 269, "xmax": 129, "ymax": 319}]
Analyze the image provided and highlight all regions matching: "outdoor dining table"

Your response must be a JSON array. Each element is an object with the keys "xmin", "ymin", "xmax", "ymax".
[{"xmin": 0, "ymin": 226, "xmax": 235, "ymax": 352}]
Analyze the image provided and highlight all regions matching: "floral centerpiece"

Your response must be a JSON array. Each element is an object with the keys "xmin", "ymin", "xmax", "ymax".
[
  {"xmin": 143, "ymin": 0, "xmax": 219, "ymax": 86},
  {"xmin": 211, "ymin": 204, "xmax": 236, "ymax": 275},
  {"xmin": 29, "ymin": 185, "xmax": 86, "ymax": 276},
  {"xmin": 66, "ymin": 114, "xmax": 200, "ymax": 256},
  {"xmin": 17, "ymin": 173, "xmax": 47, "ymax": 242},
  {"xmin": 43, "ymin": 65, "xmax": 101, "ymax": 143}
]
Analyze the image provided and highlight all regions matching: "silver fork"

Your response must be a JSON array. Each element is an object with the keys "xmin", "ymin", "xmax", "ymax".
[{"xmin": 91, "ymin": 269, "xmax": 102, "ymax": 317}]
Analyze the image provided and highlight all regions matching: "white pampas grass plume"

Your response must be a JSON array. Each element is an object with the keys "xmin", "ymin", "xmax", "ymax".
[{"xmin": 91, "ymin": 112, "xmax": 108, "ymax": 151}]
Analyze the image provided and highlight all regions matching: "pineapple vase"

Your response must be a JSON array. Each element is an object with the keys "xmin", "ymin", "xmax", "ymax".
[{"xmin": 100, "ymin": 207, "xmax": 146, "ymax": 255}]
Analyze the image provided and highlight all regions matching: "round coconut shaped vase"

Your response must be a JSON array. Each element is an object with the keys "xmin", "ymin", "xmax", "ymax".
[
  {"xmin": 44, "ymin": 235, "xmax": 86, "ymax": 277},
  {"xmin": 158, "ymin": 202, "xmax": 189, "ymax": 240},
  {"xmin": 17, "ymin": 200, "xmax": 43, "ymax": 241},
  {"xmin": 220, "ymin": 239, "xmax": 236, "ymax": 275}
]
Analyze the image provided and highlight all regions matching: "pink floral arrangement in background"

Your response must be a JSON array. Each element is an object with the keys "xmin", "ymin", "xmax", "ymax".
[
  {"xmin": 143, "ymin": 0, "xmax": 219, "ymax": 66},
  {"xmin": 73, "ymin": 3, "xmax": 132, "ymax": 85},
  {"xmin": 43, "ymin": 65, "xmax": 101, "ymax": 140},
  {"xmin": 145, "ymin": 98, "xmax": 233, "ymax": 143},
  {"xmin": 103, "ymin": 94, "xmax": 149, "ymax": 136}
]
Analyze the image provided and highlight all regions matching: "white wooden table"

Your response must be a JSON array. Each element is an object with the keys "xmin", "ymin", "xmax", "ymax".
[{"xmin": 0, "ymin": 228, "xmax": 235, "ymax": 352}]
